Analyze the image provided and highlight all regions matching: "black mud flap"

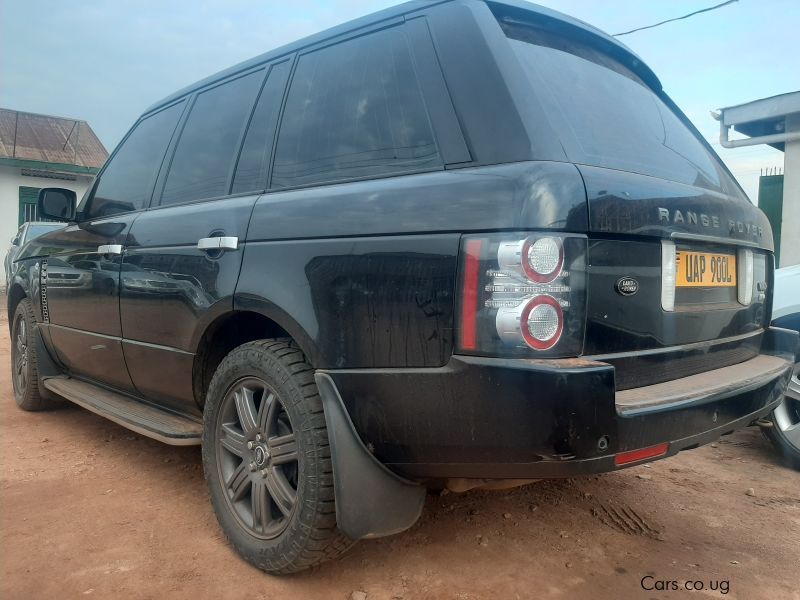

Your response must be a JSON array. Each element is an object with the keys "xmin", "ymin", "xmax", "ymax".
[
  {"xmin": 34, "ymin": 324, "xmax": 65, "ymax": 403},
  {"xmin": 315, "ymin": 373, "xmax": 426, "ymax": 539}
]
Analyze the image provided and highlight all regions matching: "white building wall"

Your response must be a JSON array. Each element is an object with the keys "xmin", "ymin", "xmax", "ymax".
[
  {"xmin": 781, "ymin": 113, "xmax": 800, "ymax": 268},
  {"xmin": 0, "ymin": 164, "xmax": 94, "ymax": 285}
]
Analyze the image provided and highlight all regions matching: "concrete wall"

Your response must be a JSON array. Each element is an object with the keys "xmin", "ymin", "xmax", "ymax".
[
  {"xmin": 781, "ymin": 113, "xmax": 800, "ymax": 268},
  {"xmin": 0, "ymin": 164, "xmax": 93, "ymax": 285}
]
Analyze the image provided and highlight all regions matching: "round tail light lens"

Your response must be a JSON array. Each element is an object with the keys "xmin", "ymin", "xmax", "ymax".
[
  {"xmin": 522, "ymin": 237, "xmax": 563, "ymax": 283},
  {"xmin": 520, "ymin": 295, "xmax": 563, "ymax": 350}
]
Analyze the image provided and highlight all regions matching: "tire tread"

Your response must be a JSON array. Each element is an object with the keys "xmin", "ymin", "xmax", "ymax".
[
  {"xmin": 202, "ymin": 338, "xmax": 353, "ymax": 574},
  {"xmin": 12, "ymin": 299, "xmax": 58, "ymax": 412}
]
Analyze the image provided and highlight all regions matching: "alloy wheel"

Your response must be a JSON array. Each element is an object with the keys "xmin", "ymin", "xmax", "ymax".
[
  {"xmin": 215, "ymin": 377, "xmax": 299, "ymax": 539},
  {"xmin": 12, "ymin": 313, "xmax": 29, "ymax": 395},
  {"xmin": 773, "ymin": 362, "xmax": 800, "ymax": 450}
]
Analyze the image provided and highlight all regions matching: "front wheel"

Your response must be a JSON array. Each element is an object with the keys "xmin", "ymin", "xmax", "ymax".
[
  {"xmin": 202, "ymin": 339, "xmax": 353, "ymax": 574},
  {"xmin": 11, "ymin": 298, "xmax": 57, "ymax": 411}
]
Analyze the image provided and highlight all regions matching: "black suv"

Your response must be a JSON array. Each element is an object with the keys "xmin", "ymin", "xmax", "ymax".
[{"xmin": 8, "ymin": 0, "xmax": 797, "ymax": 574}]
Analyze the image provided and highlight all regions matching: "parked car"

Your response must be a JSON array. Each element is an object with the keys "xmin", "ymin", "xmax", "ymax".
[
  {"xmin": 764, "ymin": 264, "xmax": 800, "ymax": 468},
  {"xmin": 4, "ymin": 221, "xmax": 62, "ymax": 288},
  {"xmin": 7, "ymin": 0, "xmax": 797, "ymax": 575}
]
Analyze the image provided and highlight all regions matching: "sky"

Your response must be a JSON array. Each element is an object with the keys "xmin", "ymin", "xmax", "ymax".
[{"xmin": 2, "ymin": 0, "xmax": 798, "ymax": 200}]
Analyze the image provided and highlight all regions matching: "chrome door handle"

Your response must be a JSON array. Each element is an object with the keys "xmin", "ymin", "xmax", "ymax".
[
  {"xmin": 197, "ymin": 236, "xmax": 239, "ymax": 252},
  {"xmin": 97, "ymin": 244, "xmax": 123, "ymax": 255}
]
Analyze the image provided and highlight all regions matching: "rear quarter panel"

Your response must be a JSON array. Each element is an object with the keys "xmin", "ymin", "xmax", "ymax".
[{"xmin": 236, "ymin": 161, "xmax": 587, "ymax": 368}]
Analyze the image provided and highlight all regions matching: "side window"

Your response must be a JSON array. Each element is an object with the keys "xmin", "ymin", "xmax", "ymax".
[
  {"xmin": 160, "ymin": 70, "xmax": 263, "ymax": 206},
  {"xmin": 88, "ymin": 102, "xmax": 183, "ymax": 219},
  {"xmin": 272, "ymin": 26, "xmax": 441, "ymax": 189},
  {"xmin": 232, "ymin": 61, "xmax": 291, "ymax": 194}
]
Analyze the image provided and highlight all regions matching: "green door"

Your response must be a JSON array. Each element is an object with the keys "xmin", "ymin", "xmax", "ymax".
[{"xmin": 18, "ymin": 186, "xmax": 41, "ymax": 225}]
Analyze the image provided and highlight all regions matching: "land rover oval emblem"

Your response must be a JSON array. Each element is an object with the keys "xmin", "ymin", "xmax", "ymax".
[{"xmin": 615, "ymin": 277, "xmax": 639, "ymax": 296}]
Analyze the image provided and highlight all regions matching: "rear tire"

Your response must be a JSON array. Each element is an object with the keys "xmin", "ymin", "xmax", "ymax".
[
  {"xmin": 202, "ymin": 339, "xmax": 353, "ymax": 574},
  {"xmin": 11, "ymin": 298, "xmax": 57, "ymax": 411}
]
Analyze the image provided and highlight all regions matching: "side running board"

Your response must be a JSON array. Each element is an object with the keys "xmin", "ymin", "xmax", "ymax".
[{"xmin": 42, "ymin": 376, "xmax": 202, "ymax": 446}]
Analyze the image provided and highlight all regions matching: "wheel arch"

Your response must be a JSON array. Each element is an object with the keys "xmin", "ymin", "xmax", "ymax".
[
  {"xmin": 6, "ymin": 283, "xmax": 27, "ymax": 333},
  {"xmin": 192, "ymin": 304, "xmax": 320, "ymax": 409}
]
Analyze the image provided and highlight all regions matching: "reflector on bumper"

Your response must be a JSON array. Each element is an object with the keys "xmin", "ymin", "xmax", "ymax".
[{"xmin": 615, "ymin": 443, "xmax": 669, "ymax": 466}]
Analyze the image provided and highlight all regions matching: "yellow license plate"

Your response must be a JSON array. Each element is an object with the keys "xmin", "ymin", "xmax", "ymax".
[{"xmin": 676, "ymin": 251, "xmax": 737, "ymax": 287}]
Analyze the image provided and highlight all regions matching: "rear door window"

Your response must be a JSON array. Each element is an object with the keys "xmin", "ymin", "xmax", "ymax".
[
  {"xmin": 161, "ymin": 70, "xmax": 263, "ymax": 206},
  {"xmin": 272, "ymin": 26, "xmax": 441, "ymax": 189}
]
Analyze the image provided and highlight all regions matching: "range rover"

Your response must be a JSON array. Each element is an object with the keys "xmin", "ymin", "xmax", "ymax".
[{"xmin": 7, "ymin": 0, "xmax": 797, "ymax": 574}]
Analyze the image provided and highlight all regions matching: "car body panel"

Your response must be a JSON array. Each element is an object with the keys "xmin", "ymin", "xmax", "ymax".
[
  {"xmin": 581, "ymin": 166, "xmax": 772, "ymax": 251},
  {"xmin": 20, "ymin": 216, "xmax": 140, "ymax": 392},
  {"xmin": 238, "ymin": 161, "xmax": 586, "ymax": 368},
  {"xmin": 324, "ymin": 326, "xmax": 795, "ymax": 478},
  {"xmin": 119, "ymin": 194, "xmax": 260, "ymax": 411},
  {"xmin": 4, "ymin": 223, "xmax": 26, "ymax": 285}
]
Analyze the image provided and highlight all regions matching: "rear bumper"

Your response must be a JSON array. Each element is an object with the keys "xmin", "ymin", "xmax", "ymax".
[{"xmin": 322, "ymin": 327, "xmax": 798, "ymax": 480}]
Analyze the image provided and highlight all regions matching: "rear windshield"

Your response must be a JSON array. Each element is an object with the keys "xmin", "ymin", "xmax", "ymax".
[{"xmin": 502, "ymin": 21, "xmax": 739, "ymax": 195}]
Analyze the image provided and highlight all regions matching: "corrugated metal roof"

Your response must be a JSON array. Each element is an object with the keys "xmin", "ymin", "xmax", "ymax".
[{"xmin": 0, "ymin": 108, "xmax": 108, "ymax": 169}]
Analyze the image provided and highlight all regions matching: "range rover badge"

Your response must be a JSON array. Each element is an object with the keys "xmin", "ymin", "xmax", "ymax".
[{"xmin": 615, "ymin": 277, "xmax": 639, "ymax": 296}]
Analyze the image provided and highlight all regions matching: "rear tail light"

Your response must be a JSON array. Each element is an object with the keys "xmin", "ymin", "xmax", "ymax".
[
  {"xmin": 520, "ymin": 295, "xmax": 564, "ymax": 349},
  {"xmin": 497, "ymin": 237, "xmax": 564, "ymax": 283},
  {"xmin": 460, "ymin": 239, "xmax": 483, "ymax": 351},
  {"xmin": 458, "ymin": 233, "xmax": 587, "ymax": 357}
]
